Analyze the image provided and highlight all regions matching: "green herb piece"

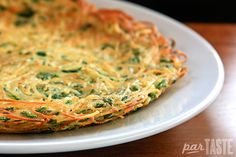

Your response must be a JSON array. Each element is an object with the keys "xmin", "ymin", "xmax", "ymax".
[
  {"xmin": 14, "ymin": 18, "xmax": 29, "ymax": 27},
  {"xmin": 77, "ymin": 109, "xmax": 93, "ymax": 114},
  {"xmin": 94, "ymin": 103, "xmax": 105, "ymax": 108},
  {"xmin": 3, "ymin": 87, "xmax": 20, "ymax": 100},
  {"xmin": 77, "ymin": 45, "xmax": 86, "ymax": 49},
  {"xmin": 121, "ymin": 96, "xmax": 129, "ymax": 102},
  {"xmin": 80, "ymin": 23, "xmax": 93, "ymax": 32},
  {"xmin": 36, "ymin": 72, "xmax": 58, "ymax": 80},
  {"xmin": 89, "ymin": 89, "xmax": 96, "ymax": 94},
  {"xmin": 130, "ymin": 107, "xmax": 141, "ymax": 113},
  {"xmin": 51, "ymin": 92, "xmax": 68, "ymax": 99},
  {"xmin": 0, "ymin": 116, "xmax": 10, "ymax": 122},
  {"xmin": 71, "ymin": 83, "xmax": 83, "ymax": 90},
  {"xmin": 65, "ymin": 100, "xmax": 73, "ymax": 105},
  {"xmin": 36, "ymin": 51, "xmax": 47, "ymax": 57},
  {"xmin": 155, "ymin": 80, "xmax": 167, "ymax": 89},
  {"xmin": 97, "ymin": 70, "xmax": 119, "ymax": 81},
  {"xmin": 6, "ymin": 51, "xmax": 12, "ymax": 54},
  {"xmin": 49, "ymin": 81, "xmax": 64, "ymax": 85},
  {"xmin": 82, "ymin": 60, "xmax": 88, "ymax": 64},
  {"xmin": 48, "ymin": 119, "xmax": 58, "ymax": 126},
  {"xmin": 73, "ymin": 90, "xmax": 84, "ymax": 97},
  {"xmin": 148, "ymin": 92, "xmax": 157, "ymax": 101},
  {"xmin": 130, "ymin": 85, "xmax": 139, "ymax": 92},
  {"xmin": 172, "ymin": 79, "xmax": 177, "ymax": 84},
  {"xmin": 88, "ymin": 78, "xmax": 96, "ymax": 84},
  {"xmin": 62, "ymin": 67, "xmax": 81, "ymax": 73},
  {"xmin": 0, "ymin": 5, "xmax": 6, "ymax": 12},
  {"xmin": 129, "ymin": 48, "xmax": 142, "ymax": 63},
  {"xmin": 121, "ymin": 75, "xmax": 129, "ymax": 80},
  {"xmin": 67, "ymin": 125, "xmax": 77, "ymax": 130},
  {"xmin": 132, "ymin": 48, "xmax": 142, "ymax": 56},
  {"xmin": 14, "ymin": 7, "xmax": 35, "ymax": 27},
  {"xmin": 97, "ymin": 70, "xmax": 109, "ymax": 77},
  {"xmin": 55, "ymin": 112, "xmax": 60, "ymax": 115},
  {"xmin": 35, "ymin": 107, "xmax": 47, "ymax": 113},
  {"xmin": 129, "ymin": 56, "xmax": 140, "ymax": 63},
  {"xmin": 61, "ymin": 55, "xmax": 71, "ymax": 61},
  {"xmin": 20, "ymin": 111, "xmax": 37, "ymax": 118},
  {"xmin": 101, "ymin": 43, "xmax": 115, "ymax": 50},
  {"xmin": 0, "ymin": 42, "xmax": 17, "ymax": 48},
  {"xmin": 103, "ymin": 98, "xmax": 113, "ymax": 105},
  {"xmin": 164, "ymin": 64, "xmax": 174, "ymax": 68},
  {"xmin": 104, "ymin": 114, "xmax": 113, "ymax": 119},
  {"xmin": 36, "ymin": 84, "xmax": 49, "ymax": 97},
  {"xmin": 78, "ymin": 118, "xmax": 89, "ymax": 122},
  {"xmin": 160, "ymin": 58, "xmax": 172, "ymax": 63},
  {"xmin": 17, "ymin": 7, "xmax": 35, "ymax": 18},
  {"xmin": 5, "ymin": 107, "xmax": 15, "ymax": 111},
  {"xmin": 120, "ymin": 43, "xmax": 131, "ymax": 53},
  {"xmin": 35, "ymin": 107, "xmax": 52, "ymax": 114},
  {"xmin": 19, "ymin": 51, "xmax": 31, "ymax": 55},
  {"xmin": 0, "ymin": 43, "xmax": 9, "ymax": 48},
  {"xmin": 109, "ymin": 76, "xmax": 119, "ymax": 82},
  {"xmin": 89, "ymin": 89, "xmax": 101, "ymax": 95},
  {"xmin": 36, "ymin": 85, "xmax": 45, "ymax": 93},
  {"xmin": 116, "ymin": 66, "xmax": 122, "ymax": 71}
]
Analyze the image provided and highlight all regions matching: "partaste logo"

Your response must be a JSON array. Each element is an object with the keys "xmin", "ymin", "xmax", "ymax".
[{"xmin": 182, "ymin": 139, "xmax": 234, "ymax": 155}]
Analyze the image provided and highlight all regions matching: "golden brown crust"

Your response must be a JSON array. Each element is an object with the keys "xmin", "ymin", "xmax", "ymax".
[{"xmin": 0, "ymin": 0, "xmax": 187, "ymax": 133}]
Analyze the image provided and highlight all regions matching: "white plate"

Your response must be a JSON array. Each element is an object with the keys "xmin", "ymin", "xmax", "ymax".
[{"xmin": 0, "ymin": 0, "xmax": 224, "ymax": 154}]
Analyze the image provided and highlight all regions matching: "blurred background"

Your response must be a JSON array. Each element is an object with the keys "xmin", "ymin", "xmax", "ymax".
[{"xmin": 126, "ymin": 0, "xmax": 235, "ymax": 22}]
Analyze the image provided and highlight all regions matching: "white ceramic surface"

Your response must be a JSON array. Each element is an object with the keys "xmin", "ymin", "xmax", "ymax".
[{"xmin": 0, "ymin": 0, "xmax": 224, "ymax": 154}]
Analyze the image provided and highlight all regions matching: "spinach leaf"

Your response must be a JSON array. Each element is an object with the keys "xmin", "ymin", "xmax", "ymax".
[
  {"xmin": 36, "ymin": 51, "xmax": 47, "ymax": 57},
  {"xmin": 101, "ymin": 43, "xmax": 115, "ymax": 50},
  {"xmin": 80, "ymin": 23, "xmax": 93, "ymax": 32},
  {"xmin": 155, "ymin": 80, "xmax": 167, "ymax": 89},
  {"xmin": 17, "ymin": 7, "xmax": 35, "ymax": 18},
  {"xmin": 36, "ymin": 72, "xmax": 58, "ymax": 80},
  {"xmin": 3, "ymin": 87, "xmax": 20, "ymax": 100},
  {"xmin": 51, "ymin": 92, "xmax": 68, "ymax": 99},
  {"xmin": 0, "ymin": 116, "xmax": 10, "ymax": 122},
  {"xmin": 62, "ymin": 67, "xmax": 81, "ymax": 73},
  {"xmin": 130, "ymin": 85, "xmax": 139, "ymax": 92},
  {"xmin": 20, "ymin": 111, "xmax": 37, "ymax": 118},
  {"xmin": 148, "ymin": 92, "xmax": 157, "ymax": 101}
]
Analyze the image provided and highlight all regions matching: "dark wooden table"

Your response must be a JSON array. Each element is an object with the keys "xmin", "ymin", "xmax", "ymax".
[{"xmin": 4, "ymin": 23, "xmax": 236, "ymax": 157}]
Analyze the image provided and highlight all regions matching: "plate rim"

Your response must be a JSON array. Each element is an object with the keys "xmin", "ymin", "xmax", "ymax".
[{"xmin": 0, "ymin": 0, "xmax": 224, "ymax": 154}]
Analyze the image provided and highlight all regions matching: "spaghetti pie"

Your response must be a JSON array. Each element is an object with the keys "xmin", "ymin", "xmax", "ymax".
[{"xmin": 0, "ymin": 0, "xmax": 187, "ymax": 133}]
